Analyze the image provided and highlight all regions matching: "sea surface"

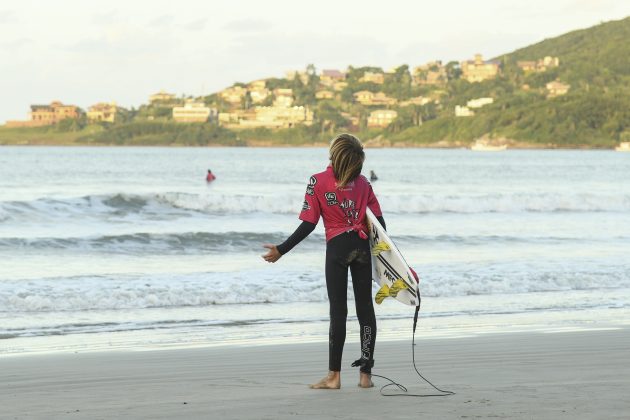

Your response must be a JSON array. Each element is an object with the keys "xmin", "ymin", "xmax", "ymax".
[{"xmin": 1, "ymin": 146, "xmax": 629, "ymax": 355}]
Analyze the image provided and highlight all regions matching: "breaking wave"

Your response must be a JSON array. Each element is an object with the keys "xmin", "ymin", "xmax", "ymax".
[{"xmin": 1, "ymin": 191, "xmax": 630, "ymax": 221}]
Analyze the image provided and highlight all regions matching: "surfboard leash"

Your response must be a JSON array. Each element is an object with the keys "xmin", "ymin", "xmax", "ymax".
[{"xmin": 365, "ymin": 303, "xmax": 456, "ymax": 398}]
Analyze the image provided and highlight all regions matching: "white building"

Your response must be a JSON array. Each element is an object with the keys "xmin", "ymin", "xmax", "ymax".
[
  {"xmin": 466, "ymin": 97, "xmax": 494, "ymax": 109},
  {"xmin": 367, "ymin": 109, "xmax": 397, "ymax": 128},
  {"xmin": 455, "ymin": 105, "xmax": 474, "ymax": 117},
  {"xmin": 172, "ymin": 102, "xmax": 215, "ymax": 123}
]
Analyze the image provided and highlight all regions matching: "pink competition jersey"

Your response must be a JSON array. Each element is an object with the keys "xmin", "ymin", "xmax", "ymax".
[{"xmin": 299, "ymin": 165, "xmax": 383, "ymax": 241}]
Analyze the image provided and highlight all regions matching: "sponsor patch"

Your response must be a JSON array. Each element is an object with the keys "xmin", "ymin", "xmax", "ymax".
[
  {"xmin": 305, "ymin": 176, "xmax": 316, "ymax": 196},
  {"xmin": 324, "ymin": 192, "xmax": 338, "ymax": 206}
]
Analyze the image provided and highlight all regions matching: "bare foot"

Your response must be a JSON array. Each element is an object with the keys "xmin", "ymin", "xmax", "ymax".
[
  {"xmin": 358, "ymin": 372, "xmax": 374, "ymax": 388},
  {"xmin": 309, "ymin": 371, "xmax": 341, "ymax": 389}
]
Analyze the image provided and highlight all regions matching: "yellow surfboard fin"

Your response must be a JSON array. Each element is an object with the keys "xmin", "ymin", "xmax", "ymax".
[
  {"xmin": 375, "ymin": 284, "xmax": 390, "ymax": 304},
  {"xmin": 389, "ymin": 279, "xmax": 408, "ymax": 297},
  {"xmin": 371, "ymin": 242, "xmax": 391, "ymax": 256},
  {"xmin": 375, "ymin": 280, "xmax": 408, "ymax": 304}
]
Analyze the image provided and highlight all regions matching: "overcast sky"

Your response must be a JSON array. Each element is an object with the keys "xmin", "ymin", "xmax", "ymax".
[{"xmin": 1, "ymin": 0, "xmax": 629, "ymax": 123}]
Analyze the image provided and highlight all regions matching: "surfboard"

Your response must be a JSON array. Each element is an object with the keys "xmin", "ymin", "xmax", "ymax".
[{"xmin": 366, "ymin": 208, "xmax": 420, "ymax": 306}]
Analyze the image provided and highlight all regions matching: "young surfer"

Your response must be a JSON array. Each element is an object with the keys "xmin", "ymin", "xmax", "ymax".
[{"xmin": 262, "ymin": 133, "xmax": 386, "ymax": 389}]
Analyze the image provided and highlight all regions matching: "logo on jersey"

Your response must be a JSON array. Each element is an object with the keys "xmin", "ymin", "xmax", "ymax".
[
  {"xmin": 305, "ymin": 176, "xmax": 316, "ymax": 196},
  {"xmin": 324, "ymin": 192, "xmax": 338, "ymax": 206},
  {"xmin": 301, "ymin": 200, "xmax": 311, "ymax": 211},
  {"xmin": 340, "ymin": 198, "xmax": 355, "ymax": 209},
  {"xmin": 337, "ymin": 180, "xmax": 355, "ymax": 191},
  {"xmin": 340, "ymin": 198, "xmax": 359, "ymax": 221}
]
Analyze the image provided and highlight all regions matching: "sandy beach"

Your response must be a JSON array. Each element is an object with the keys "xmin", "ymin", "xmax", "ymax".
[{"xmin": 2, "ymin": 328, "xmax": 629, "ymax": 419}]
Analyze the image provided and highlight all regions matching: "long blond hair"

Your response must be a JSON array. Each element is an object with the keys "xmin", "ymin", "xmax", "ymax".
[{"xmin": 329, "ymin": 134, "xmax": 365, "ymax": 188}]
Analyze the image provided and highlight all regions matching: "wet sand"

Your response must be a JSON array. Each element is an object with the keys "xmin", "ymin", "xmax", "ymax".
[{"xmin": 2, "ymin": 328, "xmax": 629, "ymax": 419}]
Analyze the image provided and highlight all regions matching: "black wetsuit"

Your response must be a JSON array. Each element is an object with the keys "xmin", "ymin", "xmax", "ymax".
[{"xmin": 277, "ymin": 216, "xmax": 386, "ymax": 374}]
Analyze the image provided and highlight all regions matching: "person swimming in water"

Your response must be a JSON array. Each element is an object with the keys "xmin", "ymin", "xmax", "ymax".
[
  {"xmin": 369, "ymin": 170, "xmax": 378, "ymax": 182},
  {"xmin": 206, "ymin": 169, "xmax": 216, "ymax": 182}
]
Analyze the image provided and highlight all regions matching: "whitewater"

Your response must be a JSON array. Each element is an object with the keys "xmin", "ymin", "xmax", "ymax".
[{"xmin": 1, "ymin": 146, "xmax": 629, "ymax": 354}]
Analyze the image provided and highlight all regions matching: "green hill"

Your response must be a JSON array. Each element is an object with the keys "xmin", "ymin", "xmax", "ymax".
[
  {"xmin": 502, "ymin": 17, "xmax": 630, "ymax": 84},
  {"xmin": 3, "ymin": 17, "xmax": 630, "ymax": 147},
  {"xmin": 391, "ymin": 16, "xmax": 630, "ymax": 147}
]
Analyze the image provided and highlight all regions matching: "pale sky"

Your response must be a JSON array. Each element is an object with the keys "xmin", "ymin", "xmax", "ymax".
[{"xmin": 1, "ymin": 0, "xmax": 629, "ymax": 123}]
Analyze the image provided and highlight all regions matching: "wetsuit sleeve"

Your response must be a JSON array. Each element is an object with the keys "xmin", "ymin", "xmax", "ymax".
[
  {"xmin": 367, "ymin": 183, "xmax": 383, "ymax": 217},
  {"xmin": 276, "ymin": 221, "xmax": 317, "ymax": 255},
  {"xmin": 299, "ymin": 176, "xmax": 321, "ymax": 224}
]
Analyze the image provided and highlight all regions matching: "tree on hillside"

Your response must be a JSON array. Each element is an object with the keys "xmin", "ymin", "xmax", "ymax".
[
  {"xmin": 345, "ymin": 66, "xmax": 384, "ymax": 83},
  {"xmin": 445, "ymin": 61, "xmax": 462, "ymax": 81},
  {"xmin": 242, "ymin": 91, "xmax": 253, "ymax": 110},
  {"xmin": 383, "ymin": 65, "xmax": 413, "ymax": 100},
  {"xmin": 292, "ymin": 76, "xmax": 317, "ymax": 106},
  {"xmin": 316, "ymin": 102, "xmax": 348, "ymax": 134}
]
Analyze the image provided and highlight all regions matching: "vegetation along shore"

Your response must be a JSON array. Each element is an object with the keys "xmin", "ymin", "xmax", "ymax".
[{"xmin": 2, "ymin": 17, "xmax": 630, "ymax": 149}]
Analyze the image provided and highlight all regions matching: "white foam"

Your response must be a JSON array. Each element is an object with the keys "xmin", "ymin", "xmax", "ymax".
[
  {"xmin": 380, "ymin": 192, "xmax": 630, "ymax": 214},
  {"xmin": 2, "ymin": 262, "xmax": 629, "ymax": 313},
  {"xmin": 0, "ymin": 270, "xmax": 328, "ymax": 312}
]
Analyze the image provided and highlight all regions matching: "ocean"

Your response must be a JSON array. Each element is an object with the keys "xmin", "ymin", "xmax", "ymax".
[{"xmin": 1, "ymin": 146, "xmax": 629, "ymax": 355}]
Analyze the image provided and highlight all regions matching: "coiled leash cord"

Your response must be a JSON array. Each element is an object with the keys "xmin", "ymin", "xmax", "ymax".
[{"xmin": 355, "ymin": 304, "xmax": 455, "ymax": 397}]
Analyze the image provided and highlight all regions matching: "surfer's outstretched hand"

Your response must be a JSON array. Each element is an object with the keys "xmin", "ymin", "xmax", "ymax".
[{"xmin": 262, "ymin": 244, "xmax": 282, "ymax": 263}]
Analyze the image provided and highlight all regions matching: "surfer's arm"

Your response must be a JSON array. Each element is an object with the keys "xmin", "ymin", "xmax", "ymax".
[
  {"xmin": 367, "ymin": 183, "xmax": 384, "ymax": 225},
  {"xmin": 276, "ymin": 221, "xmax": 317, "ymax": 255}
]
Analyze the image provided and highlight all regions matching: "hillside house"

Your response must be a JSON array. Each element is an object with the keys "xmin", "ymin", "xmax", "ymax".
[
  {"xmin": 236, "ymin": 105, "xmax": 314, "ymax": 129},
  {"xmin": 400, "ymin": 96, "xmax": 432, "ymax": 107},
  {"xmin": 546, "ymin": 80, "xmax": 570, "ymax": 98},
  {"xmin": 31, "ymin": 101, "xmax": 80, "ymax": 125},
  {"xmin": 517, "ymin": 56, "xmax": 560, "ymax": 73},
  {"xmin": 87, "ymin": 102, "xmax": 118, "ymax": 123},
  {"xmin": 455, "ymin": 105, "xmax": 474, "ymax": 117},
  {"xmin": 6, "ymin": 101, "xmax": 81, "ymax": 127},
  {"xmin": 315, "ymin": 90, "xmax": 334, "ymax": 100},
  {"xmin": 285, "ymin": 70, "xmax": 309, "ymax": 85},
  {"xmin": 353, "ymin": 91, "xmax": 396, "ymax": 106},
  {"xmin": 466, "ymin": 97, "xmax": 494, "ymax": 108},
  {"xmin": 172, "ymin": 101, "xmax": 216, "ymax": 123},
  {"xmin": 249, "ymin": 88, "xmax": 270, "ymax": 104},
  {"xmin": 461, "ymin": 54, "xmax": 500, "ymax": 83},
  {"xmin": 360, "ymin": 71, "xmax": 385, "ymax": 84},
  {"xmin": 320, "ymin": 69, "xmax": 345, "ymax": 87},
  {"xmin": 367, "ymin": 109, "xmax": 397, "ymax": 128},
  {"xmin": 332, "ymin": 81, "xmax": 348, "ymax": 92},
  {"xmin": 413, "ymin": 61, "xmax": 447, "ymax": 85},
  {"xmin": 273, "ymin": 88, "xmax": 294, "ymax": 107},
  {"xmin": 220, "ymin": 86, "xmax": 248, "ymax": 105},
  {"xmin": 248, "ymin": 80, "xmax": 267, "ymax": 90},
  {"xmin": 149, "ymin": 90, "xmax": 176, "ymax": 104}
]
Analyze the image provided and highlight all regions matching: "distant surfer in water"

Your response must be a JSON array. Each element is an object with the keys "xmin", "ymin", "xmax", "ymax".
[
  {"xmin": 262, "ymin": 133, "xmax": 385, "ymax": 390},
  {"xmin": 206, "ymin": 169, "xmax": 216, "ymax": 183},
  {"xmin": 369, "ymin": 170, "xmax": 378, "ymax": 182}
]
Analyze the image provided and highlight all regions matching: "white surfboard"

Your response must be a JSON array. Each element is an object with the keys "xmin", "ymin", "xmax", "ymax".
[{"xmin": 366, "ymin": 208, "xmax": 420, "ymax": 306}]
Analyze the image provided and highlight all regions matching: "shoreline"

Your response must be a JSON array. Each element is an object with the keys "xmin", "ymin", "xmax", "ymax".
[
  {"xmin": 4, "ymin": 294, "xmax": 629, "ymax": 358},
  {"xmin": 0, "ymin": 142, "xmax": 622, "ymax": 150},
  {"xmin": 2, "ymin": 328, "xmax": 629, "ymax": 419}
]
